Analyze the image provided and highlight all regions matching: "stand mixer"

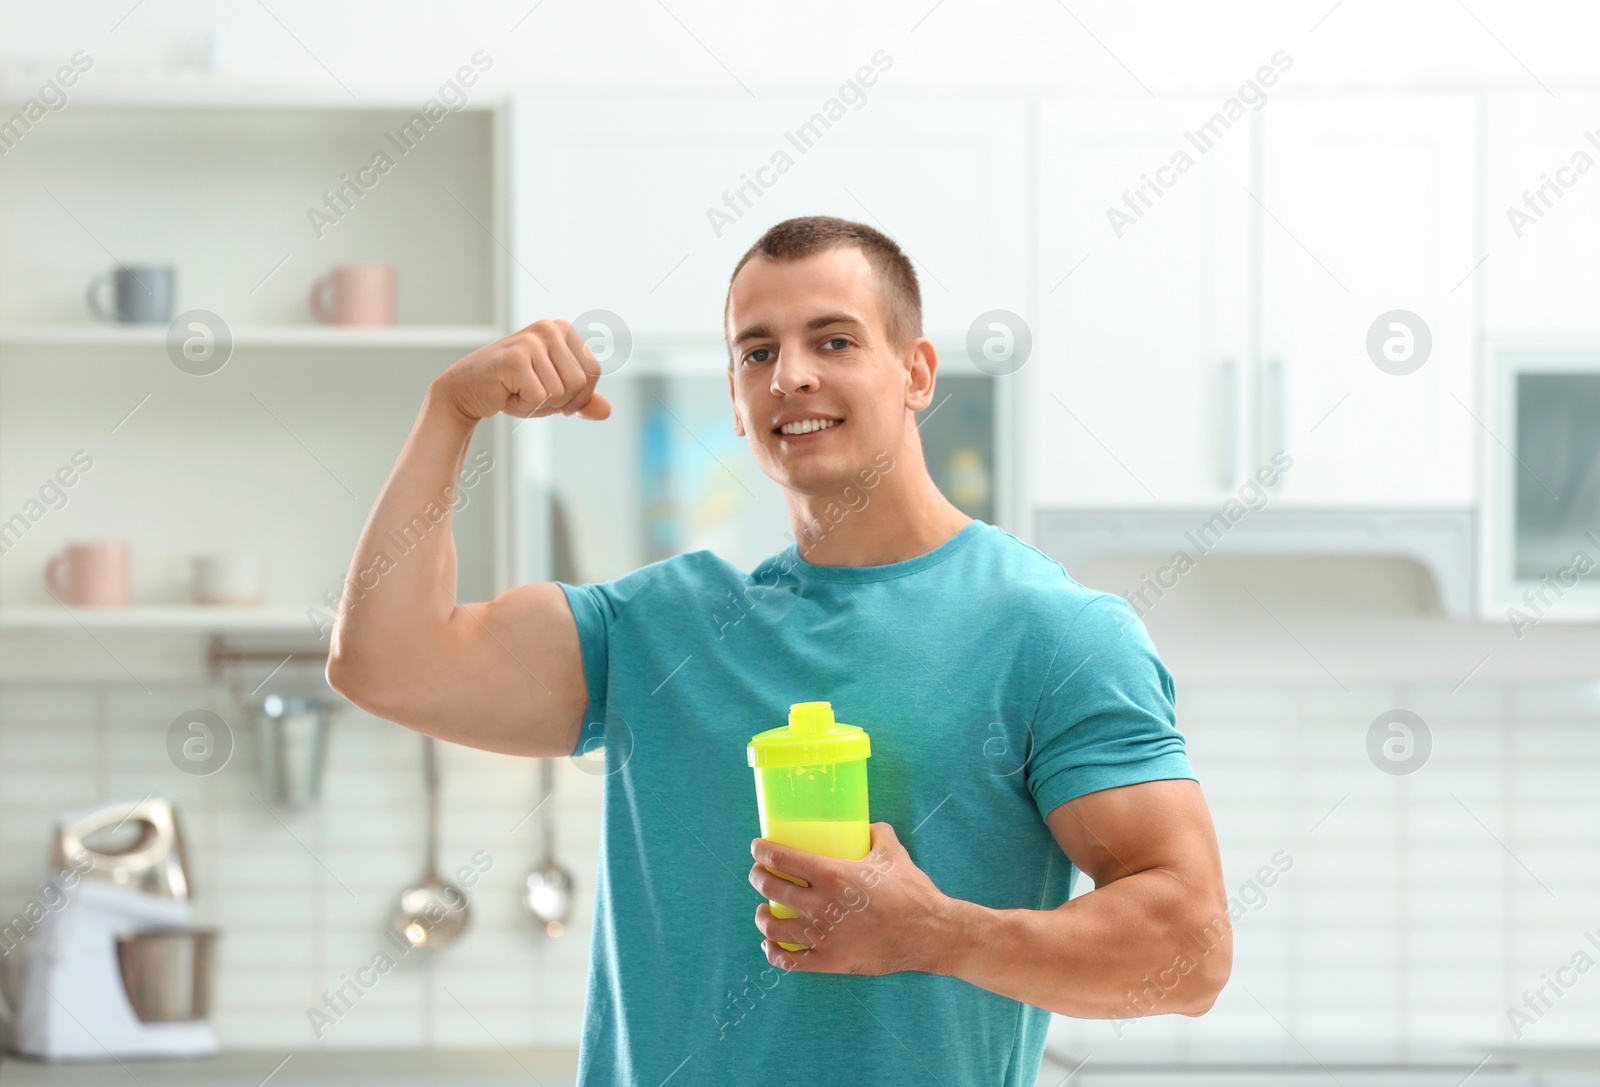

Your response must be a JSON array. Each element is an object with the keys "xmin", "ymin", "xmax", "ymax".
[{"xmin": 2, "ymin": 797, "xmax": 220, "ymax": 1060}]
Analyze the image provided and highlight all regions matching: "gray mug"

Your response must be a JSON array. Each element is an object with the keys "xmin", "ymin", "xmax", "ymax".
[{"xmin": 86, "ymin": 265, "xmax": 175, "ymax": 324}]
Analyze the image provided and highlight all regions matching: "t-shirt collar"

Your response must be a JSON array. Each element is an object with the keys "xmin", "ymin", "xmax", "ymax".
[{"xmin": 781, "ymin": 518, "xmax": 985, "ymax": 584}]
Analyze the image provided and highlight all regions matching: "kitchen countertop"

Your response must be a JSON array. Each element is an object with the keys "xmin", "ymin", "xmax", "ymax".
[
  {"xmin": 0, "ymin": 1049, "xmax": 580, "ymax": 1086},
  {"xmin": 4, "ymin": 1047, "xmax": 1598, "ymax": 1086},
  {"xmin": 1037, "ymin": 1044, "xmax": 1600, "ymax": 1085}
]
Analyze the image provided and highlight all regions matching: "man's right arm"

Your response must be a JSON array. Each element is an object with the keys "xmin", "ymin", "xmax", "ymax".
[{"xmin": 325, "ymin": 319, "xmax": 612, "ymax": 758}]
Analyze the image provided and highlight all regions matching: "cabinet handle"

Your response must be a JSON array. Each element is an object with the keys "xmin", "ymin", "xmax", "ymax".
[
  {"xmin": 1264, "ymin": 357, "xmax": 1286, "ymax": 462},
  {"xmin": 1217, "ymin": 358, "xmax": 1239, "ymax": 489}
]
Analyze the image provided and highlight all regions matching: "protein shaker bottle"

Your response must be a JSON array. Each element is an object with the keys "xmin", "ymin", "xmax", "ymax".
[{"xmin": 747, "ymin": 701, "xmax": 872, "ymax": 952}]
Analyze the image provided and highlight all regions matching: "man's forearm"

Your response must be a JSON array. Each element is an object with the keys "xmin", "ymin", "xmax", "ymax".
[
  {"xmin": 924, "ymin": 869, "xmax": 1232, "ymax": 1020},
  {"xmin": 328, "ymin": 383, "xmax": 477, "ymax": 676}
]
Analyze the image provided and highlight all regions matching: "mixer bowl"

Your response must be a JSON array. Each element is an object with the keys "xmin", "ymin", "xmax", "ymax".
[{"xmin": 115, "ymin": 928, "xmax": 218, "ymax": 1022}]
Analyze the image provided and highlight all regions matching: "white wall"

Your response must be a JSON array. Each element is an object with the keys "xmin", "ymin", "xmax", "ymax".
[{"xmin": 3, "ymin": 0, "xmax": 1598, "ymax": 98}]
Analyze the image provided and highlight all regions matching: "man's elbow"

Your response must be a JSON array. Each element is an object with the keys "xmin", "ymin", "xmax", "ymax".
[
  {"xmin": 1149, "ymin": 881, "xmax": 1232, "ymax": 1017},
  {"xmin": 325, "ymin": 617, "xmax": 366, "ymax": 693},
  {"xmin": 1177, "ymin": 910, "xmax": 1233, "ymax": 1016},
  {"xmin": 325, "ymin": 606, "xmax": 402, "ymax": 709},
  {"xmin": 325, "ymin": 637, "xmax": 394, "ymax": 720},
  {"xmin": 1178, "ymin": 954, "xmax": 1231, "ymax": 1016},
  {"xmin": 324, "ymin": 650, "xmax": 361, "ymax": 705}
]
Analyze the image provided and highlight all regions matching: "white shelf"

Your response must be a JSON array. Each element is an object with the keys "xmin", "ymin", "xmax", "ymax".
[
  {"xmin": 0, "ymin": 606, "xmax": 315, "ymax": 634},
  {"xmin": 0, "ymin": 325, "xmax": 501, "ymax": 349},
  {"xmin": 0, "ymin": 83, "xmax": 505, "ymax": 112}
]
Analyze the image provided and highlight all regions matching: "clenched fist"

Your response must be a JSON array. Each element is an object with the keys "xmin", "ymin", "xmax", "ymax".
[{"xmin": 436, "ymin": 319, "xmax": 613, "ymax": 423}]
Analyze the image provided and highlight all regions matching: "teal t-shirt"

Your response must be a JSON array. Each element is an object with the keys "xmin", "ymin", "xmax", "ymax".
[{"xmin": 557, "ymin": 518, "xmax": 1195, "ymax": 1087}]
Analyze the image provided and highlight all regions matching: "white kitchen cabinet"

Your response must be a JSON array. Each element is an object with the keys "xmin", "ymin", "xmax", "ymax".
[
  {"xmin": 505, "ymin": 90, "xmax": 1028, "ymax": 339},
  {"xmin": 1484, "ymin": 92, "xmax": 1600, "ymax": 333},
  {"xmin": 1031, "ymin": 93, "xmax": 1479, "ymax": 513},
  {"xmin": 1030, "ymin": 97, "xmax": 1253, "ymax": 508},
  {"xmin": 1258, "ymin": 95, "xmax": 1478, "ymax": 506}
]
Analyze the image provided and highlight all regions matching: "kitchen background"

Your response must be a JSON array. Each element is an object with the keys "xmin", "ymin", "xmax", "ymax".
[{"xmin": 2, "ymin": 1, "xmax": 1600, "ymax": 1083}]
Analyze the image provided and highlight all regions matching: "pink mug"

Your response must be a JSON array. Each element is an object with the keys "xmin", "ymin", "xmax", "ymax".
[
  {"xmin": 44, "ymin": 541, "xmax": 131, "ymax": 607},
  {"xmin": 309, "ymin": 263, "xmax": 397, "ymax": 326}
]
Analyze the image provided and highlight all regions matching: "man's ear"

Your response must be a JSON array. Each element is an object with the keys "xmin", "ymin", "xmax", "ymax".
[
  {"xmin": 905, "ymin": 339, "xmax": 938, "ymax": 412},
  {"xmin": 729, "ymin": 370, "xmax": 745, "ymax": 436}
]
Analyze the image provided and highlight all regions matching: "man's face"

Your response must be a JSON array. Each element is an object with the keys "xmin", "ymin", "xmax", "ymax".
[{"xmin": 726, "ymin": 246, "xmax": 925, "ymax": 497}]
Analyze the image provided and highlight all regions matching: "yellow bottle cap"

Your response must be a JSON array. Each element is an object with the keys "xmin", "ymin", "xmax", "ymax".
[{"xmin": 747, "ymin": 701, "xmax": 871, "ymax": 768}]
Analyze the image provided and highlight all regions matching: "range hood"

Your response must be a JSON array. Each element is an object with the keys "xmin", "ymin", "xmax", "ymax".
[{"xmin": 1035, "ymin": 507, "xmax": 1476, "ymax": 620}]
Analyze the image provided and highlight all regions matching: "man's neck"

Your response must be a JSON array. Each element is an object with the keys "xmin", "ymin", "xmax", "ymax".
[{"xmin": 786, "ymin": 468, "xmax": 972, "ymax": 568}]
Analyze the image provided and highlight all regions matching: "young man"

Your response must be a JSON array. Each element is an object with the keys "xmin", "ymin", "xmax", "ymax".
[{"xmin": 328, "ymin": 216, "xmax": 1231, "ymax": 1086}]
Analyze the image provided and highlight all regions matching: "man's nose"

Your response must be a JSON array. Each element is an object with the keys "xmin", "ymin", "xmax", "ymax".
[{"xmin": 770, "ymin": 349, "xmax": 818, "ymax": 396}]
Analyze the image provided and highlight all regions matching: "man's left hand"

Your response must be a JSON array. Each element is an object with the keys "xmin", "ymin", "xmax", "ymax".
[{"xmin": 748, "ymin": 821, "xmax": 958, "ymax": 976}]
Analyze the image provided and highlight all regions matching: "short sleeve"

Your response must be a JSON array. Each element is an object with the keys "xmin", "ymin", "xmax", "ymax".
[
  {"xmin": 557, "ymin": 581, "xmax": 614, "ymax": 758},
  {"xmin": 1025, "ymin": 593, "xmax": 1196, "ymax": 822},
  {"xmin": 555, "ymin": 558, "xmax": 678, "ymax": 760}
]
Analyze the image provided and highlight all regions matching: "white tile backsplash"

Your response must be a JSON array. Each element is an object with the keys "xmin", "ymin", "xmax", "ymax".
[
  {"xmin": 0, "ymin": 676, "xmax": 600, "ymax": 1051},
  {"xmin": 2, "ymin": 669, "xmax": 1597, "ymax": 1055},
  {"xmin": 1048, "ymin": 673, "xmax": 1600, "ymax": 1057}
]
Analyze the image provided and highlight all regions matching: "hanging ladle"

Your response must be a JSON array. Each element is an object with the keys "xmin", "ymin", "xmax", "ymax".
[
  {"xmin": 391, "ymin": 736, "xmax": 470, "ymax": 949},
  {"xmin": 521, "ymin": 758, "xmax": 574, "ymax": 936}
]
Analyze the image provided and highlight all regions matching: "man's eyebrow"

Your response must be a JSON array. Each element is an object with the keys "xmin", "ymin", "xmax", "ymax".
[{"xmin": 733, "ymin": 313, "xmax": 866, "ymax": 345}]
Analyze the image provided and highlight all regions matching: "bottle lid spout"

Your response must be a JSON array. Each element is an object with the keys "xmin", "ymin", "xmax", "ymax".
[{"xmin": 787, "ymin": 701, "xmax": 834, "ymax": 734}]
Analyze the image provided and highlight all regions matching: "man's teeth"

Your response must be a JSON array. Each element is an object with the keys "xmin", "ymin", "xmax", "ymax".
[{"xmin": 779, "ymin": 418, "xmax": 841, "ymax": 436}]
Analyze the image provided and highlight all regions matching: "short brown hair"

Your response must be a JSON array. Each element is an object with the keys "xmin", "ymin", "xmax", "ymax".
[{"xmin": 724, "ymin": 216, "xmax": 922, "ymax": 365}]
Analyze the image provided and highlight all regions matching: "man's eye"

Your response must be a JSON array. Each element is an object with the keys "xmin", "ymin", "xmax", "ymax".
[
  {"xmin": 746, "ymin": 348, "xmax": 773, "ymax": 364},
  {"xmin": 825, "ymin": 338, "xmax": 851, "ymax": 350}
]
